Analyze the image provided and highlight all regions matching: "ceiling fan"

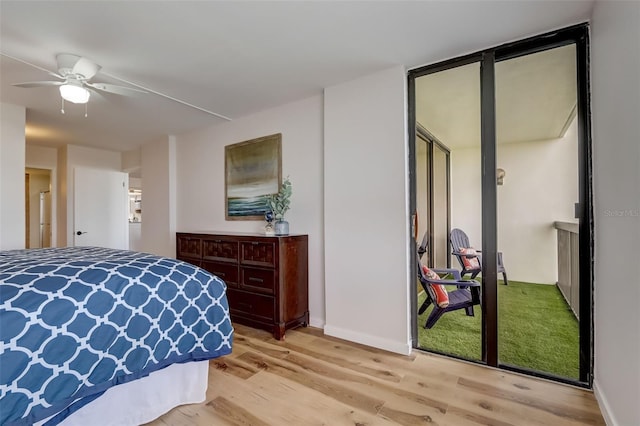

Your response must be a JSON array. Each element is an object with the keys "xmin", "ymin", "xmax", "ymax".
[
  {"xmin": 10, "ymin": 53, "xmax": 146, "ymax": 107},
  {"xmin": 2, "ymin": 52, "xmax": 231, "ymax": 120}
]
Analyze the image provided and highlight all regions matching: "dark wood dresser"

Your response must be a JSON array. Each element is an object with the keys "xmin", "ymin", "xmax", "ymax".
[{"xmin": 176, "ymin": 232, "xmax": 309, "ymax": 340}]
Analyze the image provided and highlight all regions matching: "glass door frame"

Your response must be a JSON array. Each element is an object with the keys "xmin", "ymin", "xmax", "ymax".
[
  {"xmin": 408, "ymin": 23, "xmax": 593, "ymax": 387},
  {"xmin": 416, "ymin": 124, "xmax": 451, "ymax": 269}
]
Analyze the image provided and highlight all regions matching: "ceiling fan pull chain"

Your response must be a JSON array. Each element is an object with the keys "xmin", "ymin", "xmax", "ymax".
[
  {"xmin": 61, "ymin": 98, "xmax": 65, "ymax": 114},
  {"xmin": 85, "ymin": 103, "xmax": 88, "ymax": 118}
]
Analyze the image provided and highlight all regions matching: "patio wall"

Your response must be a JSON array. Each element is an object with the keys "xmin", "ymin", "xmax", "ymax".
[{"xmin": 450, "ymin": 117, "xmax": 578, "ymax": 284}]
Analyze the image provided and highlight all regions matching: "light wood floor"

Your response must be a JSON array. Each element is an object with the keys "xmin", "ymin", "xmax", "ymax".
[{"xmin": 147, "ymin": 324, "xmax": 605, "ymax": 426}]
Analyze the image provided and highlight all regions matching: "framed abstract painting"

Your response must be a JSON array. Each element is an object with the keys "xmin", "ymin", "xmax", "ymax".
[{"xmin": 225, "ymin": 133, "xmax": 282, "ymax": 220}]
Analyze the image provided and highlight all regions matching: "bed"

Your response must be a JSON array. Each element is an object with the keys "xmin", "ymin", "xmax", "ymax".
[{"xmin": 0, "ymin": 246, "xmax": 233, "ymax": 426}]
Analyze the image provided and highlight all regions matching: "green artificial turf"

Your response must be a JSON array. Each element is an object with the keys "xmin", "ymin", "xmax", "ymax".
[{"xmin": 417, "ymin": 279, "xmax": 580, "ymax": 379}]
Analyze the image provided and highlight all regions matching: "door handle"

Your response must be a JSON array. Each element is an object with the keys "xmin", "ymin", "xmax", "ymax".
[{"xmin": 76, "ymin": 231, "xmax": 87, "ymax": 236}]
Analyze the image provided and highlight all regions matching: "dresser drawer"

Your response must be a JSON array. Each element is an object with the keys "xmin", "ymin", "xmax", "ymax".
[
  {"xmin": 240, "ymin": 241, "xmax": 276, "ymax": 267},
  {"xmin": 177, "ymin": 236, "xmax": 202, "ymax": 260},
  {"xmin": 176, "ymin": 232, "xmax": 308, "ymax": 340},
  {"xmin": 226, "ymin": 288, "xmax": 274, "ymax": 321},
  {"xmin": 202, "ymin": 261, "xmax": 238, "ymax": 287},
  {"xmin": 240, "ymin": 267, "xmax": 275, "ymax": 294},
  {"xmin": 202, "ymin": 238, "xmax": 238, "ymax": 262}
]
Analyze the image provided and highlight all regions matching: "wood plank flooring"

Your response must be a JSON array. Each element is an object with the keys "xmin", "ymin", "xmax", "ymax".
[{"xmin": 146, "ymin": 324, "xmax": 604, "ymax": 426}]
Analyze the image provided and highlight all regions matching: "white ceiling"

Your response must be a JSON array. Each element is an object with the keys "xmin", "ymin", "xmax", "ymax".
[
  {"xmin": 0, "ymin": 1, "xmax": 593, "ymax": 153},
  {"xmin": 416, "ymin": 44, "xmax": 577, "ymax": 148}
]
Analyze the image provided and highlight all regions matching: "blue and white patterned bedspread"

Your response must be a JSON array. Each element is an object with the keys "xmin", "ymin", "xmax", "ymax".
[{"xmin": 0, "ymin": 246, "xmax": 233, "ymax": 426}]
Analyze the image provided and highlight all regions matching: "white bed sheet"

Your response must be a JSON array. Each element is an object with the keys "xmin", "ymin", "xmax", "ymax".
[{"xmin": 37, "ymin": 360, "xmax": 209, "ymax": 426}]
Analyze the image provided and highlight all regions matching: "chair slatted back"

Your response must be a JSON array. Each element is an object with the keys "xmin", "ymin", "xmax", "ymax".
[{"xmin": 450, "ymin": 228, "xmax": 470, "ymax": 253}]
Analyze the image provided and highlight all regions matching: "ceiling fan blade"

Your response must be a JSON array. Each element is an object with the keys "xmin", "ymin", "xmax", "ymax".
[
  {"xmin": 86, "ymin": 82, "xmax": 147, "ymax": 96},
  {"xmin": 13, "ymin": 81, "xmax": 64, "ymax": 88},
  {"xmin": 72, "ymin": 56, "xmax": 101, "ymax": 80}
]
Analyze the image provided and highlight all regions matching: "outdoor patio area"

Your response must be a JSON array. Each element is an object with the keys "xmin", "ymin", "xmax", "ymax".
[{"xmin": 416, "ymin": 279, "xmax": 579, "ymax": 379}]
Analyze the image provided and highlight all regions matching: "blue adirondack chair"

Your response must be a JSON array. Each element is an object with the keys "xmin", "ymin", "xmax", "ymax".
[
  {"xmin": 450, "ymin": 228, "xmax": 509, "ymax": 285},
  {"xmin": 417, "ymin": 236, "xmax": 481, "ymax": 329}
]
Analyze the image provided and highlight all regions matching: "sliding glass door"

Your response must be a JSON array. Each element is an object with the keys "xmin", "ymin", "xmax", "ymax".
[
  {"xmin": 413, "ymin": 60, "xmax": 482, "ymax": 362},
  {"xmin": 409, "ymin": 24, "xmax": 592, "ymax": 386},
  {"xmin": 495, "ymin": 43, "xmax": 582, "ymax": 381}
]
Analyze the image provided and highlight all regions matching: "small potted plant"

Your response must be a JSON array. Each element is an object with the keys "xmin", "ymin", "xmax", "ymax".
[{"xmin": 267, "ymin": 177, "xmax": 292, "ymax": 235}]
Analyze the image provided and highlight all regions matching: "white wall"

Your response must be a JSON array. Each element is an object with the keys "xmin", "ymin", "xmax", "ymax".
[
  {"xmin": 449, "ymin": 145, "xmax": 483, "ymax": 256},
  {"xmin": 26, "ymin": 145, "xmax": 58, "ymax": 169},
  {"xmin": 591, "ymin": 2, "xmax": 640, "ymax": 425},
  {"xmin": 129, "ymin": 222, "xmax": 142, "ymax": 251},
  {"xmin": 324, "ymin": 66, "xmax": 411, "ymax": 354},
  {"xmin": 62, "ymin": 145, "xmax": 121, "ymax": 246},
  {"xmin": 0, "ymin": 103, "xmax": 26, "ymax": 250},
  {"xmin": 175, "ymin": 95, "xmax": 325, "ymax": 327},
  {"xmin": 56, "ymin": 146, "xmax": 68, "ymax": 246},
  {"xmin": 26, "ymin": 145, "xmax": 58, "ymax": 247},
  {"xmin": 129, "ymin": 177, "xmax": 142, "ymax": 189},
  {"xmin": 497, "ymin": 118, "xmax": 579, "ymax": 283},
  {"xmin": 449, "ymin": 119, "xmax": 579, "ymax": 284},
  {"xmin": 141, "ymin": 136, "xmax": 176, "ymax": 258},
  {"xmin": 122, "ymin": 147, "xmax": 141, "ymax": 173}
]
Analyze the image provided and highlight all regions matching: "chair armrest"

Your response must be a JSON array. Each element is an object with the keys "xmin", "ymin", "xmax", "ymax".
[
  {"xmin": 425, "ymin": 278, "xmax": 481, "ymax": 287},
  {"xmin": 431, "ymin": 268, "xmax": 462, "ymax": 280},
  {"xmin": 452, "ymin": 250, "xmax": 480, "ymax": 258}
]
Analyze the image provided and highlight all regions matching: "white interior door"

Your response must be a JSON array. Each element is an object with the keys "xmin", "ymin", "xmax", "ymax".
[{"xmin": 74, "ymin": 167, "xmax": 128, "ymax": 249}]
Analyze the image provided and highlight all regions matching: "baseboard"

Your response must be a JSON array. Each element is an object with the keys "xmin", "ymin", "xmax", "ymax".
[
  {"xmin": 593, "ymin": 379, "xmax": 616, "ymax": 425},
  {"xmin": 308, "ymin": 316, "xmax": 324, "ymax": 329},
  {"xmin": 323, "ymin": 324, "xmax": 411, "ymax": 356}
]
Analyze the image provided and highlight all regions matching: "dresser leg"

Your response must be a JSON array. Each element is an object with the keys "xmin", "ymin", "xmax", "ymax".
[{"xmin": 274, "ymin": 323, "xmax": 286, "ymax": 340}]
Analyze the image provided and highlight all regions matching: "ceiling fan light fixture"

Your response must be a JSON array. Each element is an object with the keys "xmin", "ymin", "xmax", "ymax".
[{"xmin": 59, "ymin": 81, "xmax": 90, "ymax": 104}]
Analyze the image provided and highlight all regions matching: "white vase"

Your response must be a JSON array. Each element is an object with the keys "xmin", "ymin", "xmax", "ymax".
[
  {"xmin": 264, "ymin": 222, "xmax": 275, "ymax": 236},
  {"xmin": 274, "ymin": 220, "xmax": 289, "ymax": 235}
]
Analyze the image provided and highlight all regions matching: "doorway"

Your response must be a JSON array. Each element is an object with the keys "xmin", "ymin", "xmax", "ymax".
[
  {"xmin": 25, "ymin": 168, "xmax": 52, "ymax": 249},
  {"xmin": 74, "ymin": 167, "xmax": 129, "ymax": 249},
  {"xmin": 409, "ymin": 24, "xmax": 592, "ymax": 386}
]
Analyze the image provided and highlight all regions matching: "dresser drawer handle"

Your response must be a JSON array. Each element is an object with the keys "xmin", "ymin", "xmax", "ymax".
[
  {"xmin": 248, "ymin": 277, "xmax": 264, "ymax": 283},
  {"xmin": 214, "ymin": 239, "xmax": 222, "ymax": 243},
  {"xmin": 251, "ymin": 242, "xmax": 260, "ymax": 245},
  {"xmin": 214, "ymin": 271, "xmax": 226, "ymax": 277}
]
